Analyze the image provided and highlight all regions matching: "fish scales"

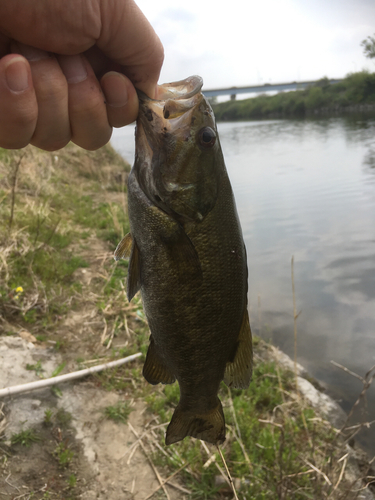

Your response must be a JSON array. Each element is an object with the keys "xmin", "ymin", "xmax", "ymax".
[{"xmin": 115, "ymin": 75, "xmax": 252, "ymax": 445}]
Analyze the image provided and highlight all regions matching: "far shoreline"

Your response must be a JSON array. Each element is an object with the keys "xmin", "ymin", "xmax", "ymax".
[{"xmin": 212, "ymin": 71, "xmax": 375, "ymax": 122}]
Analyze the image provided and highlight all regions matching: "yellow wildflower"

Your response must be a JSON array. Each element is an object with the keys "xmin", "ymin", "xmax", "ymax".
[{"xmin": 15, "ymin": 286, "xmax": 23, "ymax": 293}]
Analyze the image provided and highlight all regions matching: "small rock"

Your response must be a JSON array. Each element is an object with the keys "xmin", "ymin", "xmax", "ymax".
[
  {"xmin": 214, "ymin": 475, "xmax": 241, "ymax": 490},
  {"xmin": 297, "ymin": 376, "xmax": 347, "ymax": 428},
  {"xmin": 18, "ymin": 330, "xmax": 37, "ymax": 343},
  {"xmin": 80, "ymin": 491, "xmax": 97, "ymax": 500}
]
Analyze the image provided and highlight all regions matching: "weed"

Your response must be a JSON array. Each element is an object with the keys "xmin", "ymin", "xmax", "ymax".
[
  {"xmin": 11, "ymin": 428, "xmax": 41, "ymax": 447},
  {"xmin": 67, "ymin": 474, "xmax": 77, "ymax": 488},
  {"xmin": 104, "ymin": 400, "xmax": 133, "ymax": 423},
  {"xmin": 51, "ymin": 361, "xmax": 66, "ymax": 377},
  {"xmin": 55, "ymin": 408, "xmax": 72, "ymax": 427},
  {"xmin": 44, "ymin": 409, "xmax": 53, "ymax": 425},
  {"xmin": 54, "ymin": 442, "xmax": 74, "ymax": 467},
  {"xmin": 26, "ymin": 360, "xmax": 44, "ymax": 378},
  {"xmin": 23, "ymin": 309, "xmax": 37, "ymax": 324},
  {"xmin": 103, "ymin": 260, "xmax": 128, "ymax": 296},
  {"xmin": 54, "ymin": 340, "xmax": 64, "ymax": 351},
  {"xmin": 51, "ymin": 386, "xmax": 63, "ymax": 398}
]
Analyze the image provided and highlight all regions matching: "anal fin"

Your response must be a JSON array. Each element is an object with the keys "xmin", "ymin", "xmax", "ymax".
[
  {"xmin": 224, "ymin": 308, "xmax": 253, "ymax": 389},
  {"xmin": 143, "ymin": 337, "xmax": 176, "ymax": 385}
]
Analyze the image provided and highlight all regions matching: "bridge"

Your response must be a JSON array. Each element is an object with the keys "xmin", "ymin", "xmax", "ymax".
[{"xmin": 202, "ymin": 79, "xmax": 343, "ymax": 99}]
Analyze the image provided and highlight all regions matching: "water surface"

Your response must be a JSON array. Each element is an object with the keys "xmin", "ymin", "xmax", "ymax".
[{"xmin": 111, "ymin": 116, "xmax": 375, "ymax": 453}]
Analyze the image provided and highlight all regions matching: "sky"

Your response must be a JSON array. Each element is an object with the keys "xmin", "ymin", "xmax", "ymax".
[{"xmin": 135, "ymin": 0, "xmax": 375, "ymax": 91}]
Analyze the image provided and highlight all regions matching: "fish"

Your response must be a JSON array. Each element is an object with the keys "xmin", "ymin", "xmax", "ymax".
[{"xmin": 115, "ymin": 75, "xmax": 252, "ymax": 445}]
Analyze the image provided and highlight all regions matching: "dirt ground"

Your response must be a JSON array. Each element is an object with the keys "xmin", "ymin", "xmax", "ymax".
[{"xmin": 0, "ymin": 336, "xmax": 188, "ymax": 500}]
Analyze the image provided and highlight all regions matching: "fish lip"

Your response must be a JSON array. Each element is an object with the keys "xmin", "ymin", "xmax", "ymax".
[
  {"xmin": 136, "ymin": 75, "xmax": 203, "ymax": 103},
  {"xmin": 136, "ymin": 76, "xmax": 208, "ymax": 139}
]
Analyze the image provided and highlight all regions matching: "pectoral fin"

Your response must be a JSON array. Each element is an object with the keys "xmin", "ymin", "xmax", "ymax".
[
  {"xmin": 114, "ymin": 233, "xmax": 133, "ymax": 261},
  {"xmin": 143, "ymin": 336, "xmax": 176, "ymax": 385},
  {"xmin": 114, "ymin": 233, "xmax": 141, "ymax": 301},
  {"xmin": 127, "ymin": 238, "xmax": 141, "ymax": 301},
  {"xmin": 162, "ymin": 228, "xmax": 202, "ymax": 284},
  {"xmin": 224, "ymin": 308, "xmax": 253, "ymax": 389}
]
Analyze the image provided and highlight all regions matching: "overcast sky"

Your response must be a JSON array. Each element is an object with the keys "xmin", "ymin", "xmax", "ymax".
[{"xmin": 135, "ymin": 0, "xmax": 375, "ymax": 90}]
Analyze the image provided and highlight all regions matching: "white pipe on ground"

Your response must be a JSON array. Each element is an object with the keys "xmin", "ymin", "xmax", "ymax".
[{"xmin": 0, "ymin": 353, "xmax": 142, "ymax": 398}]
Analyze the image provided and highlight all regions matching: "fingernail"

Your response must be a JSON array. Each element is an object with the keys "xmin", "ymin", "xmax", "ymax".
[
  {"xmin": 59, "ymin": 55, "xmax": 87, "ymax": 84},
  {"xmin": 17, "ymin": 42, "xmax": 49, "ymax": 62},
  {"xmin": 102, "ymin": 72, "xmax": 129, "ymax": 108},
  {"xmin": 5, "ymin": 57, "xmax": 29, "ymax": 93}
]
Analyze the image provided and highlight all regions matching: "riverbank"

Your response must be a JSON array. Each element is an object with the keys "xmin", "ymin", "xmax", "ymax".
[
  {"xmin": 0, "ymin": 144, "xmax": 374, "ymax": 499},
  {"xmin": 212, "ymin": 70, "xmax": 375, "ymax": 120}
]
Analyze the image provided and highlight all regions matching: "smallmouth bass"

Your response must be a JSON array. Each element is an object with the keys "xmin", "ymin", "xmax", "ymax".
[{"xmin": 115, "ymin": 76, "xmax": 252, "ymax": 445}]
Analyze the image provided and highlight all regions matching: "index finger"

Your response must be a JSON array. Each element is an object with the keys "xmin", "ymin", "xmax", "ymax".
[{"xmin": 98, "ymin": 0, "xmax": 164, "ymax": 98}]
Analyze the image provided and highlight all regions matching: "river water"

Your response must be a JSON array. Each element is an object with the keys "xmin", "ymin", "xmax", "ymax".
[{"xmin": 111, "ymin": 115, "xmax": 375, "ymax": 454}]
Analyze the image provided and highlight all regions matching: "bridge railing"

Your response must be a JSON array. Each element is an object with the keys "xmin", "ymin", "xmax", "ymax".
[{"xmin": 202, "ymin": 79, "xmax": 343, "ymax": 98}]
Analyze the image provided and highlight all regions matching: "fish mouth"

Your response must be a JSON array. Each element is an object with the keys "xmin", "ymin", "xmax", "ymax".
[
  {"xmin": 137, "ymin": 75, "xmax": 203, "ymax": 103},
  {"xmin": 136, "ymin": 75, "xmax": 207, "ymax": 128}
]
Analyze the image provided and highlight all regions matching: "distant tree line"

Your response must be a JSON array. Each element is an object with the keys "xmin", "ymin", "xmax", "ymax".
[{"xmin": 212, "ymin": 71, "xmax": 375, "ymax": 121}]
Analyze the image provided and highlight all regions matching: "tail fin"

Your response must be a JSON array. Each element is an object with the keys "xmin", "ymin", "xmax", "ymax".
[{"xmin": 165, "ymin": 399, "xmax": 225, "ymax": 445}]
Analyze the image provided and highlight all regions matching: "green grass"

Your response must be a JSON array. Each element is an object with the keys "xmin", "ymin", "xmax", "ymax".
[
  {"xmin": 26, "ymin": 360, "xmax": 44, "ymax": 377},
  {"xmin": 44, "ymin": 409, "xmax": 53, "ymax": 425},
  {"xmin": 143, "ymin": 350, "xmax": 341, "ymax": 499},
  {"xmin": 0, "ymin": 143, "xmax": 130, "ymax": 333},
  {"xmin": 103, "ymin": 259, "xmax": 129, "ymax": 296},
  {"xmin": 104, "ymin": 400, "xmax": 133, "ymax": 423},
  {"xmin": 54, "ymin": 442, "xmax": 74, "ymax": 467},
  {"xmin": 11, "ymin": 428, "xmax": 41, "ymax": 447},
  {"xmin": 67, "ymin": 474, "xmax": 77, "ymax": 488},
  {"xmin": 56, "ymin": 408, "xmax": 73, "ymax": 427}
]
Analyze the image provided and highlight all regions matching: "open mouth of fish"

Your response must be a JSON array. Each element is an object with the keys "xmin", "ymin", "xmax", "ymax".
[
  {"xmin": 135, "ymin": 75, "xmax": 212, "ymax": 148},
  {"xmin": 137, "ymin": 75, "xmax": 204, "ymax": 120}
]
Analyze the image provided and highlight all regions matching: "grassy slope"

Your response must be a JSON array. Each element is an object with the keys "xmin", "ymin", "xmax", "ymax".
[
  {"xmin": 0, "ymin": 144, "xmax": 373, "ymax": 499},
  {"xmin": 213, "ymin": 71, "xmax": 375, "ymax": 121}
]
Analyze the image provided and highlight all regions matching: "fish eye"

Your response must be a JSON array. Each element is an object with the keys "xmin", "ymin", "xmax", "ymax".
[{"xmin": 198, "ymin": 127, "xmax": 216, "ymax": 149}]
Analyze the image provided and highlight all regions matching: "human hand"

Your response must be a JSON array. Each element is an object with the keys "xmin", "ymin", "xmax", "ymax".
[{"xmin": 0, "ymin": 0, "xmax": 164, "ymax": 151}]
